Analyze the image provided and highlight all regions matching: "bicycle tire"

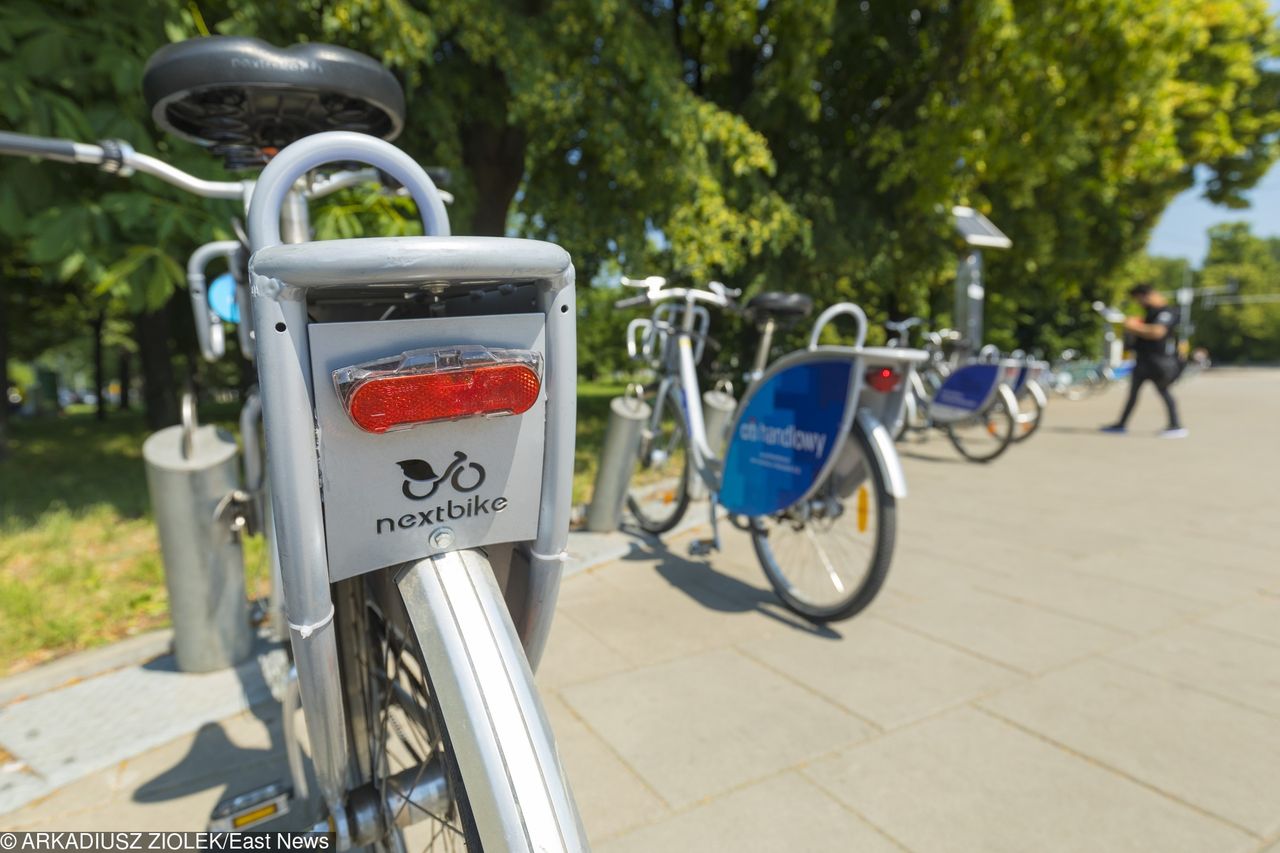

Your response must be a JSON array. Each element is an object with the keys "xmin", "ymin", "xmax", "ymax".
[
  {"xmin": 335, "ymin": 551, "xmax": 585, "ymax": 851},
  {"xmin": 751, "ymin": 420, "xmax": 896, "ymax": 623},
  {"xmin": 1011, "ymin": 389, "xmax": 1043, "ymax": 443},
  {"xmin": 625, "ymin": 386, "xmax": 691, "ymax": 534},
  {"xmin": 944, "ymin": 395, "xmax": 1015, "ymax": 463},
  {"xmin": 334, "ymin": 570, "xmax": 481, "ymax": 851}
]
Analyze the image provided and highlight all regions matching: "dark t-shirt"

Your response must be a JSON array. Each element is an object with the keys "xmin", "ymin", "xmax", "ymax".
[{"xmin": 1135, "ymin": 304, "xmax": 1180, "ymax": 360}]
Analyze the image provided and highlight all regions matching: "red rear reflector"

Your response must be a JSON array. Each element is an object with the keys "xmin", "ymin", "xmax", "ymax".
[
  {"xmin": 865, "ymin": 367, "xmax": 901, "ymax": 393},
  {"xmin": 334, "ymin": 345, "xmax": 542, "ymax": 434}
]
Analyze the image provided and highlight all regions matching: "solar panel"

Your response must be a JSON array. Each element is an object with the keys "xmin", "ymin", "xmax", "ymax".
[{"xmin": 952, "ymin": 206, "xmax": 1012, "ymax": 249}]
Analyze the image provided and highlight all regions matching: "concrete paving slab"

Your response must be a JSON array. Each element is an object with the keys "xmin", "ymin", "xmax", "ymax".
[
  {"xmin": 0, "ymin": 646, "xmax": 280, "ymax": 815},
  {"xmin": 542, "ymin": 695, "xmax": 668, "ymax": 842},
  {"xmin": 597, "ymin": 772, "xmax": 902, "ymax": 853},
  {"xmin": 802, "ymin": 707, "xmax": 1253, "ymax": 853},
  {"xmin": 963, "ymin": 558, "xmax": 1214, "ymax": 635},
  {"xmin": 879, "ymin": 586, "xmax": 1127, "ymax": 674},
  {"xmin": 981, "ymin": 659, "xmax": 1280, "ymax": 836},
  {"xmin": 560, "ymin": 648, "xmax": 869, "ymax": 809},
  {"xmin": 1025, "ymin": 543, "xmax": 1269, "ymax": 609},
  {"xmin": 3, "ymin": 370, "xmax": 1279, "ymax": 846},
  {"xmin": 1106, "ymin": 622, "xmax": 1280, "ymax": 717},
  {"xmin": 1200, "ymin": 596, "xmax": 1280, "ymax": 647},
  {"xmin": 739, "ymin": 616, "xmax": 1018, "ymax": 730},
  {"xmin": 555, "ymin": 550, "xmax": 804, "ymax": 669},
  {"xmin": 535, "ymin": 611, "xmax": 634, "ymax": 691}
]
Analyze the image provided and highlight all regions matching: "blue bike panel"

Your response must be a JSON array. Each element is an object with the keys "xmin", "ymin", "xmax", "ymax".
[
  {"xmin": 208, "ymin": 273, "xmax": 240, "ymax": 324},
  {"xmin": 931, "ymin": 363, "xmax": 1001, "ymax": 423},
  {"xmin": 720, "ymin": 359, "xmax": 854, "ymax": 517},
  {"xmin": 1112, "ymin": 360, "xmax": 1134, "ymax": 380}
]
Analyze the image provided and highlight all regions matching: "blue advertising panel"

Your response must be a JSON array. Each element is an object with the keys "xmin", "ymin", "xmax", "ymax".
[
  {"xmin": 931, "ymin": 363, "xmax": 1001, "ymax": 423},
  {"xmin": 208, "ymin": 273, "xmax": 240, "ymax": 323},
  {"xmin": 720, "ymin": 358, "xmax": 855, "ymax": 517}
]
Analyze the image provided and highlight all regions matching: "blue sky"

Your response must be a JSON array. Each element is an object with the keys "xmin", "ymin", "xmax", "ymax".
[{"xmin": 1145, "ymin": 2, "xmax": 1280, "ymax": 266}]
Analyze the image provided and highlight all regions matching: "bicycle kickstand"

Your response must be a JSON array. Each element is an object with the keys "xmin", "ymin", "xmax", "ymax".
[{"xmin": 688, "ymin": 495, "xmax": 722, "ymax": 557}]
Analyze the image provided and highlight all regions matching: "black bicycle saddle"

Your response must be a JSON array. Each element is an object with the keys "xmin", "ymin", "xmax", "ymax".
[
  {"xmin": 143, "ymin": 36, "xmax": 405, "ymax": 169},
  {"xmin": 746, "ymin": 291, "xmax": 814, "ymax": 324}
]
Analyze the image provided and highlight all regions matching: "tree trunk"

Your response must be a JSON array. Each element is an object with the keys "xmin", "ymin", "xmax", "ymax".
[
  {"xmin": 134, "ymin": 303, "xmax": 179, "ymax": 430},
  {"xmin": 92, "ymin": 313, "xmax": 106, "ymax": 422},
  {"xmin": 461, "ymin": 122, "xmax": 527, "ymax": 236},
  {"xmin": 118, "ymin": 348, "xmax": 131, "ymax": 411}
]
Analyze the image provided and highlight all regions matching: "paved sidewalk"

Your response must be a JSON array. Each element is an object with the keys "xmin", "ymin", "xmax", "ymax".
[{"xmin": 4, "ymin": 370, "xmax": 1280, "ymax": 851}]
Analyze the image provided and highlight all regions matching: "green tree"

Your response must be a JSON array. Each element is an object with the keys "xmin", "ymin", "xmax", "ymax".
[{"xmin": 1194, "ymin": 222, "xmax": 1280, "ymax": 362}]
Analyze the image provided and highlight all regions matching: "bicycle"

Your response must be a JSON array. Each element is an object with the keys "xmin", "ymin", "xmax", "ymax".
[
  {"xmin": 3, "ymin": 35, "xmax": 584, "ymax": 851},
  {"xmin": 1005, "ymin": 350, "xmax": 1049, "ymax": 443},
  {"xmin": 616, "ymin": 276, "xmax": 927, "ymax": 623},
  {"xmin": 888, "ymin": 322, "xmax": 1020, "ymax": 462}
]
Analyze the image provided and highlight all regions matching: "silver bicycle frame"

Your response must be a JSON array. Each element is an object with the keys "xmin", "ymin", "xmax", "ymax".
[{"xmin": 247, "ymin": 133, "xmax": 577, "ymax": 843}]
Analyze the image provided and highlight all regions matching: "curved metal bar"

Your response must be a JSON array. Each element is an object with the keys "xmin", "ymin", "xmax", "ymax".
[
  {"xmin": 187, "ymin": 240, "xmax": 241, "ymax": 362},
  {"xmin": 125, "ymin": 150, "xmax": 245, "ymax": 200},
  {"xmin": 248, "ymin": 132, "xmax": 449, "ymax": 249},
  {"xmin": 808, "ymin": 303, "xmax": 869, "ymax": 350}
]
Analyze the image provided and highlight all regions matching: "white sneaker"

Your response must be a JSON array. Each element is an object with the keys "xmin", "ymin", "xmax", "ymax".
[{"xmin": 1159, "ymin": 428, "xmax": 1189, "ymax": 439}]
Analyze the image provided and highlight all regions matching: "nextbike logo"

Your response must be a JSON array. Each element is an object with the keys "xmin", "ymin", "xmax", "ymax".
[
  {"xmin": 398, "ymin": 451, "xmax": 484, "ymax": 500},
  {"xmin": 375, "ymin": 451, "xmax": 509, "ymax": 535},
  {"xmin": 736, "ymin": 418, "xmax": 828, "ymax": 457}
]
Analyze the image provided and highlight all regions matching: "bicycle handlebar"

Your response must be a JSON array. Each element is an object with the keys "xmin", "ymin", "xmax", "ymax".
[
  {"xmin": 0, "ymin": 131, "xmax": 89, "ymax": 164},
  {"xmin": 614, "ymin": 294, "xmax": 650, "ymax": 309},
  {"xmin": 0, "ymin": 130, "xmax": 440, "ymax": 205}
]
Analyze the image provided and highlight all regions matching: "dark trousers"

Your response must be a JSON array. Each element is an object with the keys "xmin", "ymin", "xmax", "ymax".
[{"xmin": 1116, "ymin": 358, "xmax": 1181, "ymax": 429}]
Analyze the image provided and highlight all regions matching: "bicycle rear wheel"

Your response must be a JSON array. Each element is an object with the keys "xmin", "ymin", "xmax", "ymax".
[
  {"xmin": 944, "ymin": 394, "xmax": 1015, "ymax": 463},
  {"xmin": 1012, "ymin": 389, "xmax": 1043, "ymax": 443},
  {"xmin": 626, "ymin": 386, "xmax": 691, "ymax": 534},
  {"xmin": 334, "ymin": 569, "xmax": 477, "ymax": 851},
  {"xmin": 334, "ymin": 549, "xmax": 584, "ymax": 851},
  {"xmin": 751, "ymin": 421, "xmax": 896, "ymax": 623}
]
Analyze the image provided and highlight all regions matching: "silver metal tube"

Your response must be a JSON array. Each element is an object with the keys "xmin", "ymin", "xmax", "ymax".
[
  {"xmin": 521, "ymin": 275, "xmax": 577, "ymax": 668},
  {"xmin": 307, "ymin": 168, "xmax": 379, "ymax": 199},
  {"xmin": 281, "ymin": 667, "xmax": 309, "ymax": 802},
  {"xmin": 245, "ymin": 133, "xmax": 454, "ymax": 820},
  {"xmin": 676, "ymin": 335, "xmax": 716, "ymax": 475},
  {"xmin": 187, "ymin": 240, "xmax": 241, "ymax": 362},
  {"xmin": 749, "ymin": 319, "xmax": 775, "ymax": 383},
  {"xmin": 250, "ymin": 277, "xmax": 348, "ymax": 813},
  {"xmin": 281, "ymin": 190, "xmax": 311, "ymax": 244},
  {"xmin": 248, "ymin": 132, "xmax": 449, "ymax": 249},
  {"xmin": 125, "ymin": 150, "xmax": 245, "ymax": 199},
  {"xmin": 585, "ymin": 396, "xmax": 650, "ymax": 533},
  {"xmin": 238, "ymin": 391, "xmax": 264, "ymax": 496},
  {"xmin": 235, "ymin": 280, "xmax": 255, "ymax": 360}
]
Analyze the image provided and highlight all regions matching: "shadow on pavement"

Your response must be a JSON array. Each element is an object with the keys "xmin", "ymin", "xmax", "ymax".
[
  {"xmin": 132, "ymin": 646, "xmax": 312, "ymax": 830},
  {"xmin": 617, "ymin": 527, "xmax": 841, "ymax": 640}
]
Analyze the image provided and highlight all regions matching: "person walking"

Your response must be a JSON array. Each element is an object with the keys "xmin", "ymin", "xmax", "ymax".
[{"xmin": 1101, "ymin": 283, "xmax": 1187, "ymax": 438}]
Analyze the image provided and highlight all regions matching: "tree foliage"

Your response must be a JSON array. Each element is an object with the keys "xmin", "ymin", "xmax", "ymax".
[
  {"xmin": 1193, "ymin": 223, "xmax": 1280, "ymax": 362},
  {"xmin": 1, "ymin": 0, "xmax": 1278, "ymax": 379}
]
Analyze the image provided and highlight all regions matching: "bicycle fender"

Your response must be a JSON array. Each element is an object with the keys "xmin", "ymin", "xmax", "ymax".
[
  {"xmin": 997, "ymin": 383, "xmax": 1020, "ymax": 418},
  {"xmin": 856, "ymin": 409, "xmax": 907, "ymax": 499}
]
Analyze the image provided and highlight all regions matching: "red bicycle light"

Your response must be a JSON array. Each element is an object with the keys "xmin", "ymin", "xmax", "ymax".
[
  {"xmin": 334, "ymin": 345, "xmax": 542, "ymax": 434},
  {"xmin": 865, "ymin": 366, "xmax": 901, "ymax": 393}
]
